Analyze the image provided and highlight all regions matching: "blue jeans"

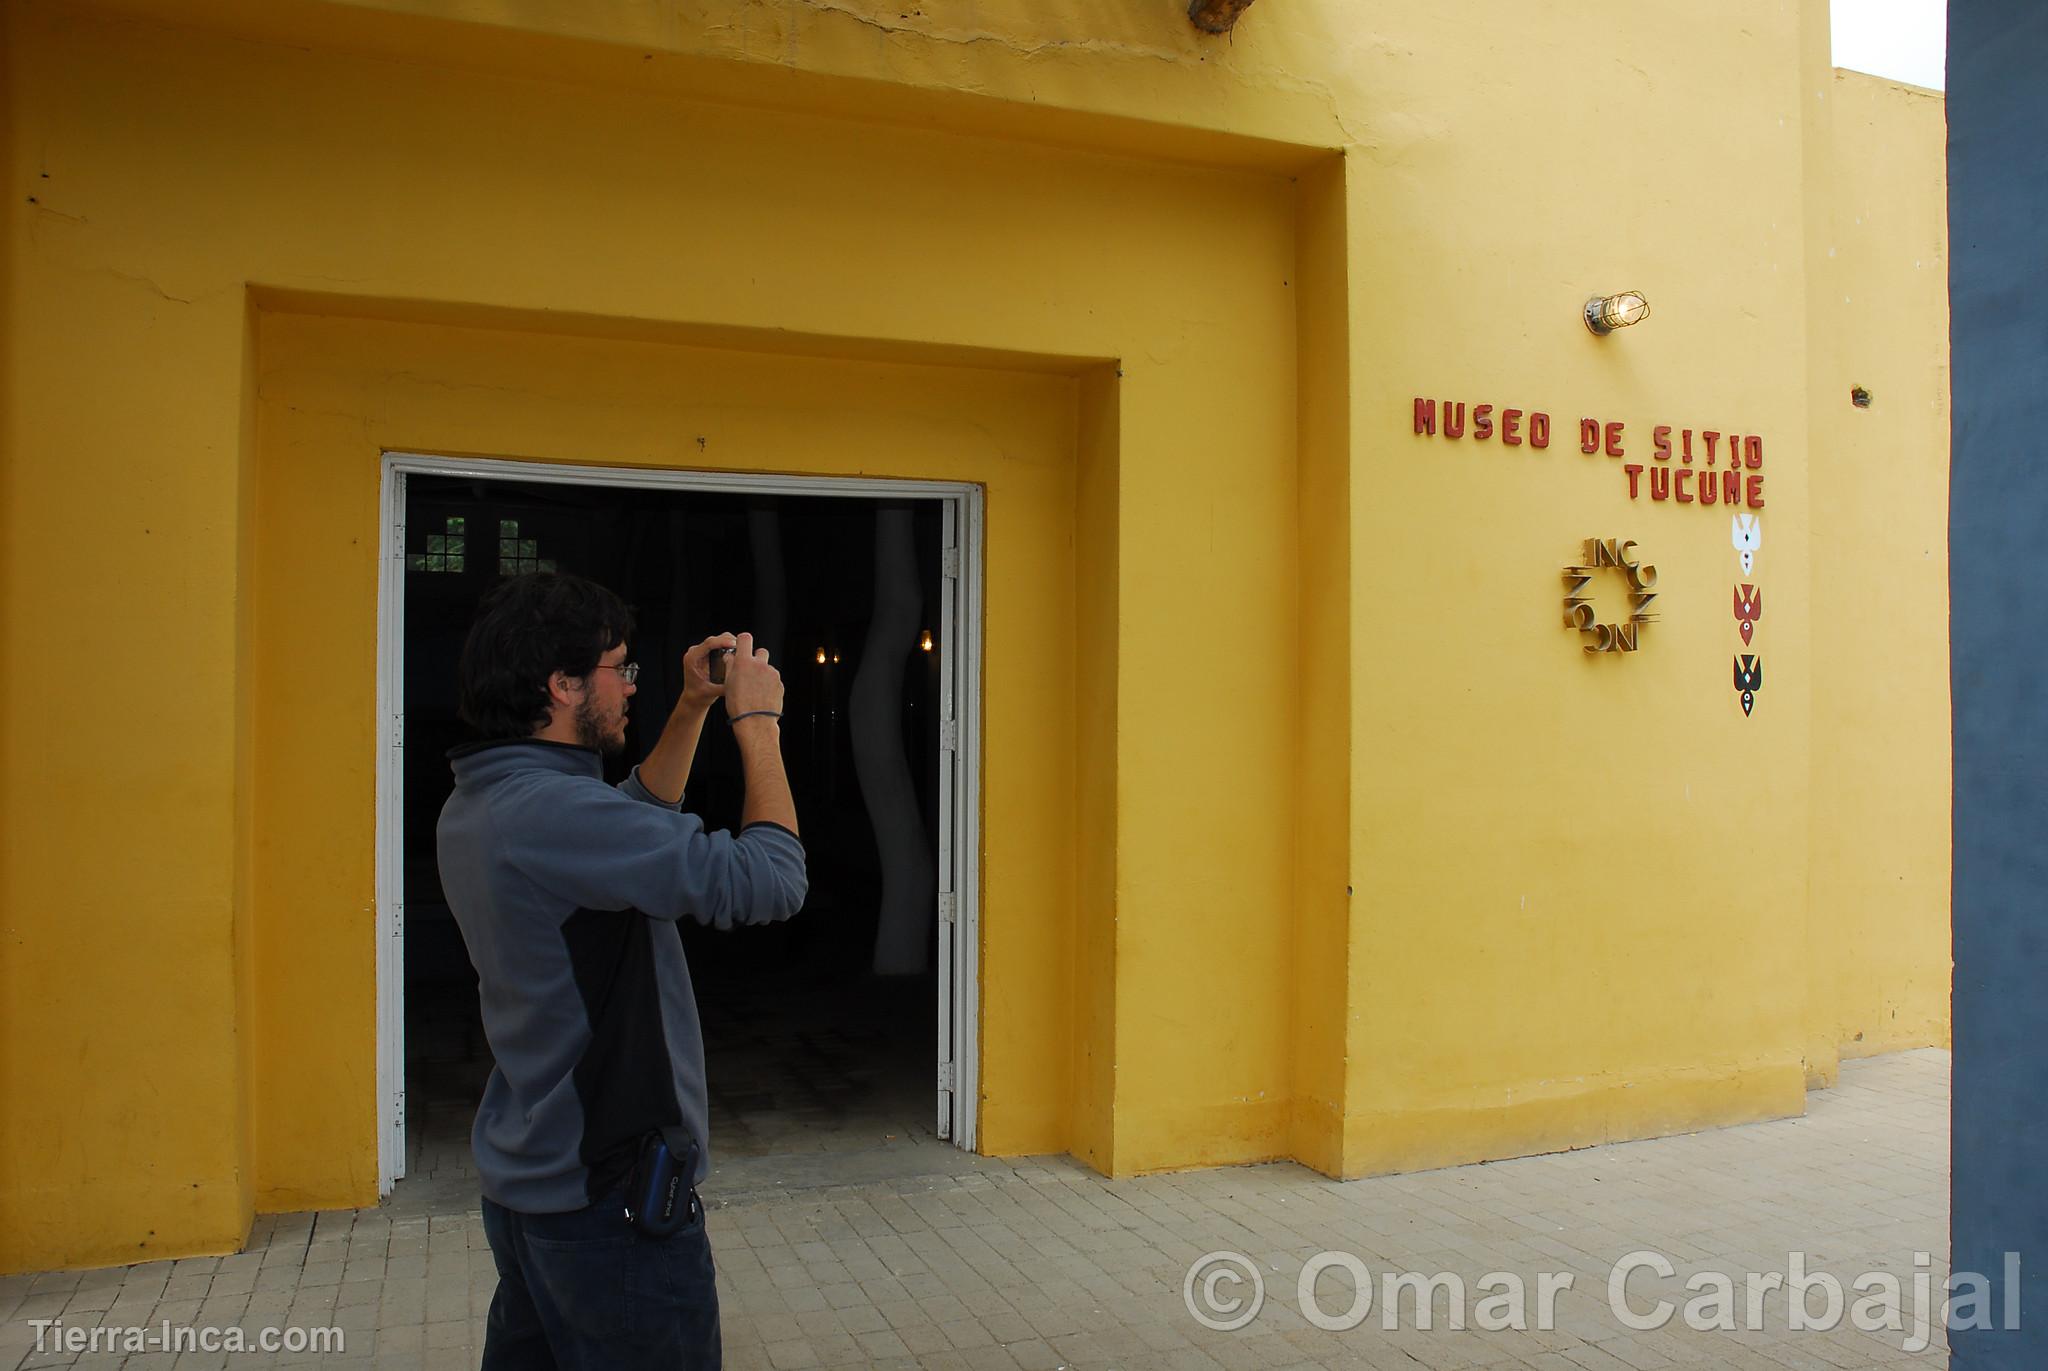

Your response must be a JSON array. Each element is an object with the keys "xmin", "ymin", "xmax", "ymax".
[{"xmin": 479, "ymin": 1186, "xmax": 721, "ymax": 1370}]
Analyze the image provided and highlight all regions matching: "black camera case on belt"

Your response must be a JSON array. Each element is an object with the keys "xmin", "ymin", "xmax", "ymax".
[{"xmin": 623, "ymin": 1131, "xmax": 699, "ymax": 1237}]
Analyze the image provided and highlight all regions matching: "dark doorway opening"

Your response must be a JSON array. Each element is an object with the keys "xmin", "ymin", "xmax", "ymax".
[{"xmin": 398, "ymin": 473, "xmax": 946, "ymax": 1194}]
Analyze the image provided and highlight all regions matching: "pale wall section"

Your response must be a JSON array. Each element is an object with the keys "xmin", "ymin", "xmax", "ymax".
[
  {"xmin": 1337, "ymin": 3, "xmax": 1821, "ymax": 1174},
  {"xmin": 1808, "ymin": 71, "xmax": 1953, "ymax": 1066}
]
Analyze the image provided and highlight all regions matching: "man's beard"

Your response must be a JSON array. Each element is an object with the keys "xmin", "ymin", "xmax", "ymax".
[{"xmin": 573, "ymin": 695, "xmax": 627, "ymax": 756}]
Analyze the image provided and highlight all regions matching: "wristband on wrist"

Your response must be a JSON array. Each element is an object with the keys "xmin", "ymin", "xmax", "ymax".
[{"xmin": 728, "ymin": 710, "xmax": 782, "ymax": 725}]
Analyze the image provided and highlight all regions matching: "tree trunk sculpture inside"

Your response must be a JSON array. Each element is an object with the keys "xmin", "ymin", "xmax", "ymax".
[
  {"xmin": 746, "ymin": 502, "xmax": 787, "ymax": 669},
  {"xmin": 850, "ymin": 504, "xmax": 934, "ymax": 976}
]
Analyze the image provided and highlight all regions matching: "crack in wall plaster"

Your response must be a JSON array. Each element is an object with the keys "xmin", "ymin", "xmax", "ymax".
[
  {"xmin": 103, "ymin": 267, "xmax": 197, "ymax": 306},
  {"xmin": 781, "ymin": 0, "xmax": 1376, "ymax": 147},
  {"xmin": 782, "ymin": 0, "xmax": 1196, "ymax": 66}
]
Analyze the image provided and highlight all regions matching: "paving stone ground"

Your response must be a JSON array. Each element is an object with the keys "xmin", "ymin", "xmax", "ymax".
[{"xmin": 1, "ymin": 1049, "xmax": 1952, "ymax": 1370}]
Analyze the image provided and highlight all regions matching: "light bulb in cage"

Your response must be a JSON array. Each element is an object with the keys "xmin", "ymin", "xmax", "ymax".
[{"xmin": 1584, "ymin": 291, "xmax": 1651, "ymax": 335}]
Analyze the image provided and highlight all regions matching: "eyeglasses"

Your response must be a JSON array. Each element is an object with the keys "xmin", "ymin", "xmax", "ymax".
[{"xmin": 588, "ymin": 662, "xmax": 640, "ymax": 685}]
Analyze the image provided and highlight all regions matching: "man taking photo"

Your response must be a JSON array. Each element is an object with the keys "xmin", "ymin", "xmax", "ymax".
[{"xmin": 437, "ymin": 570, "xmax": 806, "ymax": 1370}]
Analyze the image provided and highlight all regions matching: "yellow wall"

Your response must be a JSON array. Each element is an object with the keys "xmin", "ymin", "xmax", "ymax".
[
  {"xmin": 0, "ymin": 0, "xmax": 1951, "ymax": 1270},
  {"xmin": 1336, "ymin": 4, "xmax": 1824, "ymax": 1173},
  {"xmin": 1, "ymin": 0, "xmax": 1300, "ymax": 1267},
  {"xmin": 1808, "ymin": 70, "xmax": 1954, "ymax": 1068},
  {"xmin": 249, "ymin": 309, "xmax": 1096, "ymax": 1206},
  {"xmin": 1289, "ymin": 155, "xmax": 1354, "ymax": 1177}
]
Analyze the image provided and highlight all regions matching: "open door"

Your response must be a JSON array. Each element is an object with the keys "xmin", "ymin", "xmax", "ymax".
[
  {"xmin": 937, "ymin": 493, "xmax": 983, "ymax": 1151},
  {"xmin": 936, "ymin": 500, "xmax": 959, "ymax": 1139},
  {"xmin": 377, "ymin": 454, "xmax": 984, "ymax": 1195}
]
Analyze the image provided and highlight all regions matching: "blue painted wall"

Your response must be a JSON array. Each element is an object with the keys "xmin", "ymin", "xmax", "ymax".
[{"xmin": 1949, "ymin": 3, "xmax": 2048, "ymax": 1366}]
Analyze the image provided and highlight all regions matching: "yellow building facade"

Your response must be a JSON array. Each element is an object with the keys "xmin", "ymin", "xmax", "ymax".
[{"xmin": 0, "ymin": 0, "xmax": 1951, "ymax": 1271}]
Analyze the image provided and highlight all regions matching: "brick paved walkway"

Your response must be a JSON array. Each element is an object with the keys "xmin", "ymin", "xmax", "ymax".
[{"xmin": 2, "ymin": 1050, "xmax": 1951, "ymax": 1370}]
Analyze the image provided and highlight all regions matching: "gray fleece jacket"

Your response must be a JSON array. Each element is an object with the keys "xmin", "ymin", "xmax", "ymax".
[{"xmin": 436, "ymin": 738, "xmax": 807, "ymax": 1213}]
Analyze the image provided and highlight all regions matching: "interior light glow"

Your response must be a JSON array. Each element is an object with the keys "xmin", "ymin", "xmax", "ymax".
[{"xmin": 1584, "ymin": 291, "xmax": 1651, "ymax": 335}]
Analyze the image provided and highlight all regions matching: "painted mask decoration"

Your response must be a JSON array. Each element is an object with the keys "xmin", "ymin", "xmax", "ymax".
[
  {"xmin": 1734, "ymin": 584, "xmax": 1763, "ymax": 646},
  {"xmin": 1734, "ymin": 653, "xmax": 1763, "ymax": 716},
  {"xmin": 1731, "ymin": 513, "xmax": 1762, "ymax": 576}
]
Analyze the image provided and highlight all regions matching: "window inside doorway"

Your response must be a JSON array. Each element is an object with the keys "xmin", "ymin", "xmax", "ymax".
[
  {"xmin": 406, "ymin": 515, "xmax": 467, "ymax": 573},
  {"xmin": 493, "ymin": 518, "xmax": 555, "ymax": 576}
]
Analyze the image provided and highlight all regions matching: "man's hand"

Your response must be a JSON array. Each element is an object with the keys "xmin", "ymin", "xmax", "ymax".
[
  {"xmin": 722, "ymin": 633, "xmax": 798, "ymax": 835},
  {"xmin": 637, "ymin": 633, "xmax": 738, "ymax": 803},
  {"xmin": 723, "ymin": 632, "xmax": 785, "ymax": 719},
  {"xmin": 680, "ymin": 633, "xmax": 739, "ymax": 713}
]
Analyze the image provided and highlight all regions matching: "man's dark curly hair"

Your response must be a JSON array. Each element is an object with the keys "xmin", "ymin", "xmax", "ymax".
[{"xmin": 456, "ymin": 572, "xmax": 636, "ymax": 739}]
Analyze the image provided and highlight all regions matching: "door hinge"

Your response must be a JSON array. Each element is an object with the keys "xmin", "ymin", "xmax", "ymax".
[
  {"xmin": 938, "ymin": 893, "xmax": 958, "ymax": 925},
  {"xmin": 938, "ymin": 1061, "xmax": 957, "ymax": 1091},
  {"xmin": 392, "ymin": 467, "xmax": 408, "ymax": 556},
  {"xmin": 391, "ymin": 902, "xmax": 404, "ymax": 939},
  {"xmin": 942, "ymin": 548, "xmax": 961, "ymax": 578}
]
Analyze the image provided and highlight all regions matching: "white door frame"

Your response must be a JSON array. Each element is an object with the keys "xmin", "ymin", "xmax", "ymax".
[{"xmin": 375, "ymin": 452, "xmax": 985, "ymax": 1195}]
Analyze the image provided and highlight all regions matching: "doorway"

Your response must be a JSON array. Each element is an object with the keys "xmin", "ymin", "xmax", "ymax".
[{"xmin": 374, "ymin": 454, "xmax": 983, "ymax": 1195}]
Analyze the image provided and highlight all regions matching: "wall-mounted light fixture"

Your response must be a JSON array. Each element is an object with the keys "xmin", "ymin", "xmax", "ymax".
[
  {"xmin": 1584, "ymin": 291, "xmax": 1651, "ymax": 336},
  {"xmin": 919, "ymin": 630, "xmax": 934, "ymax": 652}
]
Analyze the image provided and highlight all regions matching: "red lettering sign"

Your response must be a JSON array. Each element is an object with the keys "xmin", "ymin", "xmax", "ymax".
[{"xmin": 1407, "ymin": 400, "xmax": 1769, "ymax": 506}]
